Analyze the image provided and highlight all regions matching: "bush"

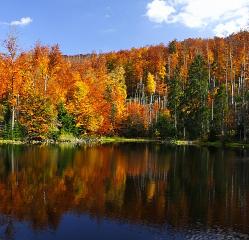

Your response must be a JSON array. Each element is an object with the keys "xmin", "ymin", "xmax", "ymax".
[
  {"xmin": 57, "ymin": 132, "xmax": 77, "ymax": 142},
  {"xmin": 118, "ymin": 103, "xmax": 148, "ymax": 138},
  {"xmin": 2, "ymin": 122, "xmax": 26, "ymax": 140},
  {"xmin": 119, "ymin": 115, "xmax": 147, "ymax": 137},
  {"xmin": 152, "ymin": 111, "xmax": 175, "ymax": 139},
  {"xmin": 57, "ymin": 102, "xmax": 78, "ymax": 136}
]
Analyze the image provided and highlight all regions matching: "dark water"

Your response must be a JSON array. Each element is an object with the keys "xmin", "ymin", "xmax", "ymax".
[{"xmin": 0, "ymin": 143, "xmax": 249, "ymax": 240}]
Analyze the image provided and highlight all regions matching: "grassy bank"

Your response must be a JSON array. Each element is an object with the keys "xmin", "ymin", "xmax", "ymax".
[
  {"xmin": 0, "ymin": 137, "xmax": 249, "ymax": 149},
  {"xmin": 0, "ymin": 139, "xmax": 24, "ymax": 145},
  {"xmin": 0, "ymin": 136, "xmax": 153, "ymax": 145},
  {"xmin": 169, "ymin": 140, "xmax": 249, "ymax": 148},
  {"xmin": 100, "ymin": 137, "xmax": 154, "ymax": 144}
]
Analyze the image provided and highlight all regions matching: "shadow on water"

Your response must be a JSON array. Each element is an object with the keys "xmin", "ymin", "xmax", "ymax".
[{"xmin": 0, "ymin": 143, "xmax": 249, "ymax": 239}]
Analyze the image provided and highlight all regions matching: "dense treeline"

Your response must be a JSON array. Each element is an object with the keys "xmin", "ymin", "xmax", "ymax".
[{"xmin": 0, "ymin": 31, "xmax": 249, "ymax": 141}]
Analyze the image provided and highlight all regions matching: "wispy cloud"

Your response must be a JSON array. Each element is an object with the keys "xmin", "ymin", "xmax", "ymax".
[
  {"xmin": 105, "ymin": 6, "xmax": 111, "ymax": 19},
  {"xmin": 101, "ymin": 28, "xmax": 116, "ymax": 34},
  {"xmin": 146, "ymin": 0, "xmax": 249, "ymax": 37},
  {"xmin": 10, "ymin": 17, "xmax": 32, "ymax": 26},
  {"xmin": 105, "ymin": 14, "xmax": 111, "ymax": 19},
  {"xmin": 0, "ymin": 17, "xmax": 32, "ymax": 27}
]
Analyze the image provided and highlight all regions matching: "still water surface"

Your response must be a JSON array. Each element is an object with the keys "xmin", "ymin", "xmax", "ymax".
[{"xmin": 0, "ymin": 143, "xmax": 249, "ymax": 239}]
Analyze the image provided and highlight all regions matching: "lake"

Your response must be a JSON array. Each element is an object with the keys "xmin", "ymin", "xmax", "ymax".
[{"xmin": 0, "ymin": 143, "xmax": 248, "ymax": 240}]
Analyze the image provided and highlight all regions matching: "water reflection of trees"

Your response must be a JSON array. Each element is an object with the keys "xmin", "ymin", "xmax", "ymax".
[{"xmin": 0, "ymin": 144, "xmax": 248, "ymax": 234}]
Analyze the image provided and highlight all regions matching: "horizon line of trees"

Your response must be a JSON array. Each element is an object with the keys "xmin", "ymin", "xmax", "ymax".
[{"xmin": 0, "ymin": 31, "xmax": 249, "ymax": 141}]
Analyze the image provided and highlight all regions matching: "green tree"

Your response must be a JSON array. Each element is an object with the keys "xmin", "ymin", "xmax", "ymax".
[
  {"xmin": 168, "ymin": 39, "xmax": 177, "ymax": 54},
  {"xmin": 57, "ymin": 102, "xmax": 78, "ymax": 135},
  {"xmin": 168, "ymin": 68, "xmax": 183, "ymax": 136},
  {"xmin": 153, "ymin": 111, "xmax": 175, "ymax": 139},
  {"xmin": 181, "ymin": 55, "xmax": 209, "ymax": 139},
  {"xmin": 210, "ymin": 85, "xmax": 228, "ymax": 139}
]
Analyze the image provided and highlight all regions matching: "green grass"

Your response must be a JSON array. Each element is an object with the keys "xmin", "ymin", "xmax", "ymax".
[
  {"xmin": 169, "ymin": 139, "xmax": 249, "ymax": 148},
  {"xmin": 100, "ymin": 137, "xmax": 153, "ymax": 144},
  {"xmin": 169, "ymin": 140, "xmax": 199, "ymax": 145},
  {"xmin": 224, "ymin": 142, "xmax": 249, "ymax": 148},
  {"xmin": 57, "ymin": 133, "xmax": 78, "ymax": 143},
  {"xmin": 199, "ymin": 141, "xmax": 223, "ymax": 147},
  {"xmin": 1, "ymin": 136, "xmax": 249, "ymax": 149},
  {"xmin": 0, "ymin": 139, "xmax": 24, "ymax": 145}
]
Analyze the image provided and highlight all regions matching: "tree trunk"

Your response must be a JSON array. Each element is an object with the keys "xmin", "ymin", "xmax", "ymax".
[
  {"xmin": 174, "ymin": 104, "xmax": 177, "ymax": 131},
  {"xmin": 11, "ymin": 106, "xmax": 15, "ymax": 139},
  {"xmin": 229, "ymin": 48, "xmax": 234, "ymax": 105},
  {"xmin": 44, "ymin": 75, "xmax": 48, "ymax": 95},
  {"xmin": 211, "ymin": 99, "xmax": 214, "ymax": 121}
]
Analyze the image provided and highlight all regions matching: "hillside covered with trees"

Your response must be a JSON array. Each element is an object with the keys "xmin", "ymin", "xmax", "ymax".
[{"xmin": 0, "ymin": 31, "xmax": 249, "ymax": 142}]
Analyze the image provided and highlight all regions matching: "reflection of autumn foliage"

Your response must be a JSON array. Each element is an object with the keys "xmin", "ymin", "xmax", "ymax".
[{"xmin": 0, "ymin": 145, "xmax": 249, "ymax": 234}]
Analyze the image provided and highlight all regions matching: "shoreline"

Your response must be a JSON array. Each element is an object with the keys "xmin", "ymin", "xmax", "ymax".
[
  {"xmin": 0, "ymin": 138, "xmax": 249, "ymax": 149},
  {"xmin": 168, "ymin": 140, "xmax": 249, "ymax": 149},
  {"xmin": 0, "ymin": 137, "xmax": 153, "ymax": 145}
]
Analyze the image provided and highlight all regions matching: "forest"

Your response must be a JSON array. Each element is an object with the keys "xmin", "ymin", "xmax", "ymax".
[{"xmin": 0, "ymin": 31, "xmax": 249, "ymax": 142}]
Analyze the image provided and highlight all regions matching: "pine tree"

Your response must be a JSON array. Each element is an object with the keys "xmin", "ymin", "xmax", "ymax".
[
  {"xmin": 168, "ymin": 68, "xmax": 183, "ymax": 136},
  {"xmin": 57, "ymin": 102, "xmax": 78, "ymax": 135},
  {"xmin": 181, "ymin": 55, "xmax": 209, "ymax": 139},
  {"xmin": 211, "ymin": 84, "xmax": 228, "ymax": 139}
]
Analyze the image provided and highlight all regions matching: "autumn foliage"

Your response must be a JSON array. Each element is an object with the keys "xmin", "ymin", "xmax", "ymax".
[{"xmin": 0, "ymin": 31, "xmax": 249, "ymax": 140}]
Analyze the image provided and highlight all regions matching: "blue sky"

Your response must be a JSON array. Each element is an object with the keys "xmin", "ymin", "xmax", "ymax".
[{"xmin": 0, "ymin": 0, "xmax": 248, "ymax": 54}]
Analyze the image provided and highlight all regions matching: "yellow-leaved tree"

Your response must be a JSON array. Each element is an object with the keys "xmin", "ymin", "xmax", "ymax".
[
  {"xmin": 147, "ymin": 72, "xmax": 156, "ymax": 103},
  {"xmin": 106, "ymin": 66, "xmax": 127, "ymax": 132},
  {"xmin": 19, "ymin": 92, "xmax": 56, "ymax": 140},
  {"xmin": 67, "ymin": 73, "xmax": 104, "ymax": 134}
]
